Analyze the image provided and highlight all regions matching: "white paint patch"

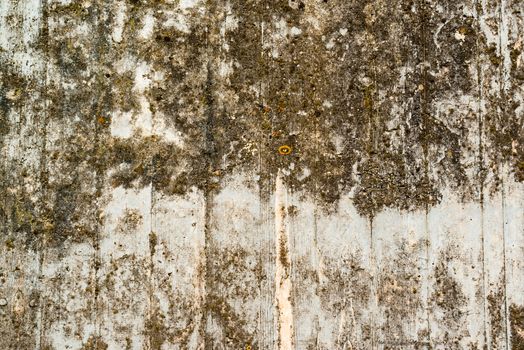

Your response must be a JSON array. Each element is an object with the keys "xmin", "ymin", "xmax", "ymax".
[
  {"xmin": 373, "ymin": 207, "xmax": 428, "ymax": 344},
  {"xmin": 266, "ymin": 17, "xmax": 305, "ymax": 57},
  {"xmin": 297, "ymin": 167, "xmax": 311, "ymax": 181},
  {"xmin": 110, "ymin": 110, "xmax": 133, "ymax": 138},
  {"xmin": 454, "ymin": 30, "xmax": 466, "ymax": 42},
  {"xmin": 138, "ymin": 11, "xmax": 155, "ymax": 40},
  {"xmin": 0, "ymin": 1, "xmax": 12, "ymax": 51},
  {"xmin": 135, "ymin": 95, "xmax": 153, "ymax": 137},
  {"xmin": 427, "ymin": 187, "xmax": 486, "ymax": 348},
  {"xmin": 224, "ymin": 16, "xmax": 238, "ymax": 33},
  {"xmin": 151, "ymin": 188, "xmax": 206, "ymax": 348},
  {"xmin": 478, "ymin": 0, "xmax": 498, "ymax": 45},
  {"xmin": 114, "ymin": 54, "xmax": 136, "ymax": 74},
  {"xmin": 152, "ymin": 112, "xmax": 185, "ymax": 146},
  {"xmin": 222, "ymin": 2, "xmax": 238, "ymax": 32},
  {"xmin": 331, "ymin": 135, "xmax": 345, "ymax": 155},
  {"xmin": 219, "ymin": 2, "xmax": 239, "ymax": 51},
  {"xmin": 164, "ymin": 12, "xmax": 190, "ymax": 33},
  {"xmin": 153, "ymin": 189, "xmax": 205, "ymax": 291},
  {"xmin": 1, "ymin": 0, "xmax": 42, "ymax": 51},
  {"xmin": 39, "ymin": 241, "xmax": 96, "ymax": 350},
  {"xmin": 290, "ymin": 26, "xmax": 302, "ymax": 36},
  {"xmin": 218, "ymin": 60, "xmax": 234, "ymax": 78},
  {"xmin": 274, "ymin": 17, "xmax": 289, "ymax": 40},
  {"xmin": 179, "ymin": 0, "xmax": 199, "ymax": 10},
  {"xmin": 322, "ymin": 100, "xmax": 333, "ymax": 108},
  {"xmin": 133, "ymin": 61, "xmax": 152, "ymax": 93},
  {"xmin": 325, "ymin": 37, "xmax": 336, "ymax": 50},
  {"xmin": 112, "ymin": 2, "xmax": 127, "ymax": 43}
]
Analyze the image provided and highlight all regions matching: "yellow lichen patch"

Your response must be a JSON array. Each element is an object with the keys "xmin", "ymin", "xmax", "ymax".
[
  {"xmin": 97, "ymin": 115, "xmax": 107, "ymax": 125},
  {"xmin": 278, "ymin": 145, "xmax": 292, "ymax": 155},
  {"xmin": 457, "ymin": 25, "xmax": 468, "ymax": 35}
]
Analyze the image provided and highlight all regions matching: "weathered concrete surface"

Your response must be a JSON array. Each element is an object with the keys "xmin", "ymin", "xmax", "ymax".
[{"xmin": 0, "ymin": 0, "xmax": 523, "ymax": 349}]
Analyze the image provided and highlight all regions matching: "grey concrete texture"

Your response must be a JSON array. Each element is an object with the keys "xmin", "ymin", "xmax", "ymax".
[{"xmin": 0, "ymin": 0, "xmax": 523, "ymax": 349}]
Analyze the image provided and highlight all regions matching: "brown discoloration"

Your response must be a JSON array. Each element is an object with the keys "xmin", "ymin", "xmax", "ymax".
[
  {"xmin": 279, "ymin": 234, "xmax": 290, "ymax": 271},
  {"xmin": 94, "ymin": 0, "xmax": 513, "ymax": 217},
  {"xmin": 431, "ymin": 250, "xmax": 468, "ymax": 348},
  {"xmin": 204, "ymin": 246, "xmax": 260, "ymax": 348},
  {"xmin": 117, "ymin": 208, "xmax": 143, "ymax": 233},
  {"xmin": 1, "ymin": 0, "xmax": 523, "ymax": 347},
  {"xmin": 510, "ymin": 304, "xmax": 524, "ymax": 350},
  {"xmin": 4, "ymin": 0, "xmax": 503, "ymax": 236},
  {"xmin": 145, "ymin": 309, "xmax": 171, "ymax": 350},
  {"xmin": 107, "ymin": 136, "xmax": 207, "ymax": 196},
  {"xmin": 148, "ymin": 294, "xmax": 197, "ymax": 349},
  {"xmin": 0, "ymin": 68, "xmax": 27, "ymax": 139},
  {"xmin": 376, "ymin": 239, "xmax": 426, "ymax": 346},
  {"xmin": 0, "ymin": 292, "xmax": 39, "ymax": 350},
  {"xmin": 148, "ymin": 231, "xmax": 157, "ymax": 256},
  {"xmin": 0, "ymin": 0, "xmax": 520, "ymax": 259},
  {"xmin": 316, "ymin": 253, "xmax": 372, "ymax": 348},
  {"xmin": 147, "ymin": 239, "xmax": 202, "ymax": 349},
  {"xmin": 487, "ymin": 282, "xmax": 507, "ymax": 348},
  {"xmin": 287, "ymin": 205, "xmax": 298, "ymax": 217},
  {"xmin": 81, "ymin": 335, "xmax": 108, "ymax": 350},
  {"xmin": 205, "ymin": 294, "xmax": 254, "ymax": 349}
]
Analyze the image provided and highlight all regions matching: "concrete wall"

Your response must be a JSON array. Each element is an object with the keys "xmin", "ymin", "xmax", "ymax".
[{"xmin": 0, "ymin": 0, "xmax": 523, "ymax": 349}]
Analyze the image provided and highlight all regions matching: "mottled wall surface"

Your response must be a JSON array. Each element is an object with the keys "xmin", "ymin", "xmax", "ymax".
[{"xmin": 0, "ymin": 0, "xmax": 523, "ymax": 349}]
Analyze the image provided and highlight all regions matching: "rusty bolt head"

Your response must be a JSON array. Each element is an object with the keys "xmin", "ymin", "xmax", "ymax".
[{"xmin": 278, "ymin": 145, "xmax": 292, "ymax": 155}]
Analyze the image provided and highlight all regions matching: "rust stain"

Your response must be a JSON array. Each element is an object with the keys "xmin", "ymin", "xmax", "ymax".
[{"xmin": 278, "ymin": 145, "xmax": 293, "ymax": 155}]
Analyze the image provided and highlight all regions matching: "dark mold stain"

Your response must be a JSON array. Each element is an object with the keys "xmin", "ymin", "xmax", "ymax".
[
  {"xmin": 145, "ymin": 309, "xmax": 174, "ymax": 350},
  {"xmin": 204, "ymin": 246, "xmax": 260, "ymax": 348},
  {"xmin": 510, "ymin": 304, "xmax": 524, "ymax": 350},
  {"xmin": 316, "ymin": 253, "xmax": 372, "ymax": 348},
  {"xmin": 487, "ymin": 280, "xmax": 507, "ymax": 348},
  {"xmin": 376, "ymin": 239, "xmax": 427, "ymax": 347},
  {"xmin": 430, "ymin": 250, "xmax": 468, "ymax": 348},
  {"xmin": 1, "ymin": 0, "xmax": 521, "ymax": 258},
  {"xmin": 1, "ymin": 0, "xmax": 523, "ymax": 348},
  {"xmin": 81, "ymin": 335, "xmax": 108, "ymax": 350}
]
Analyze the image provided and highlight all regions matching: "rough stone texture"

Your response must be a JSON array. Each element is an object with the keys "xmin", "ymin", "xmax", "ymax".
[{"xmin": 0, "ymin": 0, "xmax": 523, "ymax": 349}]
